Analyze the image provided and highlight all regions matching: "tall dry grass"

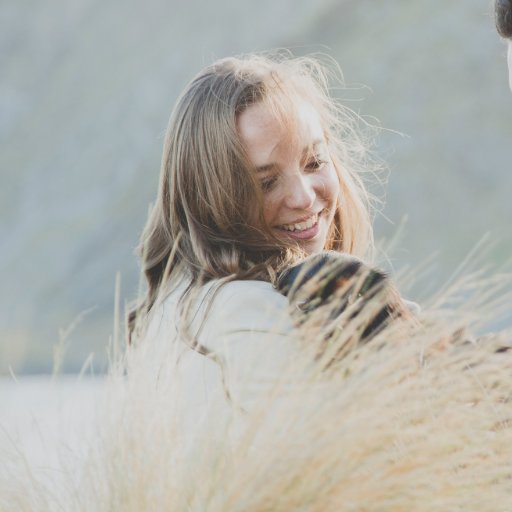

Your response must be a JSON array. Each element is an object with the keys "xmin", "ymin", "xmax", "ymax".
[{"xmin": 1, "ymin": 264, "xmax": 512, "ymax": 511}]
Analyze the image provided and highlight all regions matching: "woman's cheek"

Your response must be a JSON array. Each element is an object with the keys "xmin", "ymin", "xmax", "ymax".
[
  {"xmin": 321, "ymin": 164, "xmax": 341, "ymax": 202},
  {"xmin": 261, "ymin": 194, "xmax": 279, "ymax": 226}
]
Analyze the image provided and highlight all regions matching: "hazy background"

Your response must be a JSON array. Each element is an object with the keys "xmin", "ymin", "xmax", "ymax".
[{"xmin": 2, "ymin": 0, "xmax": 511, "ymax": 374}]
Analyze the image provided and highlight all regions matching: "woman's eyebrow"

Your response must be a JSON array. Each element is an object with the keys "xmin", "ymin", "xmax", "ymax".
[
  {"xmin": 255, "ymin": 139, "xmax": 325, "ymax": 172},
  {"xmin": 256, "ymin": 163, "xmax": 278, "ymax": 173},
  {"xmin": 302, "ymin": 139, "xmax": 325, "ymax": 157},
  {"xmin": 302, "ymin": 139, "xmax": 325, "ymax": 155}
]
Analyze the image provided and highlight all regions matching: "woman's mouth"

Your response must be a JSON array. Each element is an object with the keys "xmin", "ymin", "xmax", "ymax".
[{"xmin": 275, "ymin": 211, "xmax": 322, "ymax": 240}]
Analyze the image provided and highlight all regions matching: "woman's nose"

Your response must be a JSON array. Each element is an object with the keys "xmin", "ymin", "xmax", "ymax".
[{"xmin": 284, "ymin": 174, "xmax": 315, "ymax": 210}]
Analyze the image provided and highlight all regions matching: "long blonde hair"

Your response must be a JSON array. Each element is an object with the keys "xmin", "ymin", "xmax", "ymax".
[{"xmin": 129, "ymin": 51, "xmax": 379, "ymax": 337}]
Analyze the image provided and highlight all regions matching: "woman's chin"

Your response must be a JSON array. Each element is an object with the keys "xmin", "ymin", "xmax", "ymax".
[{"xmin": 287, "ymin": 232, "xmax": 327, "ymax": 256}]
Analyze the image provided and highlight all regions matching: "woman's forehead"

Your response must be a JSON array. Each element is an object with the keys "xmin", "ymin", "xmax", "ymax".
[
  {"xmin": 237, "ymin": 98, "xmax": 325, "ymax": 162},
  {"xmin": 290, "ymin": 99, "xmax": 324, "ymax": 137}
]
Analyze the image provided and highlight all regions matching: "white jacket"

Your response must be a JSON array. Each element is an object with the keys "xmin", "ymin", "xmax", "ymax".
[{"xmin": 140, "ymin": 278, "xmax": 302, "ymax": 422}]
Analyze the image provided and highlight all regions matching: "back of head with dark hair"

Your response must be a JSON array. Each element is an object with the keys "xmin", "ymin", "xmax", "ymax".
[{"xmin": 496, "ymin": 0, "xmax": 512, "ymax": 38}]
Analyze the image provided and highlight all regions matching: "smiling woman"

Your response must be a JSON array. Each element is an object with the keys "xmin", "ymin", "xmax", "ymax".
[
  {"xmin": 129, "ymin": 51, "xmax": 384, "ymax": 414},
  {"xmin": 237, "ymin": 99, "xmax": 340, "ymax": 256}
]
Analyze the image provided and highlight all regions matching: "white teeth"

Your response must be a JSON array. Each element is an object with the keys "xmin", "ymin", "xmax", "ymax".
[{"xmin": 280, "ymin": 214, "xmax": 318, "ymax": 232}]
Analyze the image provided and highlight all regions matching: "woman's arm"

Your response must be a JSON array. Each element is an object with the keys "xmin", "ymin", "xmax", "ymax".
[{"xmin": 192, "ymin": 280, "xmax": 300, "ymax": 412}]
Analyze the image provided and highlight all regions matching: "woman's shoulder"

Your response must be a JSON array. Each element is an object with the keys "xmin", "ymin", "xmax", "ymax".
[
  {"xmin": 197, "ymin": 278, "xmax": 293, "ymax": 336},
  {"xmin": 145, "ymin": 277, "xmax": 294, "ymax": 346},
  {"xmin": 142, "ymin": 276, "xmax": 301, "ymax": 412},
  {"xmin": 211, "ymin": 279, "xmax": 288, "ymax": 309},
  {"xmin": 159, "ymin": 275, "xmax": 285, "ymax": 306}
]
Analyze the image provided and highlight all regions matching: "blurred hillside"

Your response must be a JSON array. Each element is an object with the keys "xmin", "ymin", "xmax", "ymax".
[{"xmin": 1, "ymin": 0, "xmax": 511, "ymax": 373}]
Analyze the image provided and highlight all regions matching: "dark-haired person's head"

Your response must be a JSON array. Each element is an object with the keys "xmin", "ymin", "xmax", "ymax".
[{"xmin": 495, "ymin": 0, "xmax": 512, "ymax": 90}]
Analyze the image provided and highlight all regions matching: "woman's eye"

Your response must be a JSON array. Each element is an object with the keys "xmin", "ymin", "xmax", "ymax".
[
  {"xmin": 306, "ymin": 157, "xmax": 327, "ymax": 171},
  {"xmin": 260, "ymin": 176, "xmax": 277, "ymax": 192}
]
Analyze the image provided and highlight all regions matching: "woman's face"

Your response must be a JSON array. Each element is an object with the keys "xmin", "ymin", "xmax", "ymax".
[{"xmin": 237, "ymin": 98, "xmax": 340, "ymax": 256}]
